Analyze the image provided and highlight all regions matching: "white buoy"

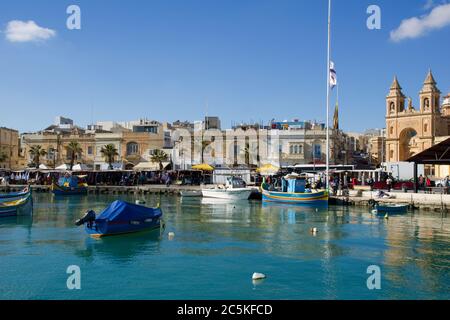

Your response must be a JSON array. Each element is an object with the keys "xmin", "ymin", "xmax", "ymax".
[
  {"xmin": 311, "ymin": 227, "xmax": 318, "ymax": 234},
  {"xmin": 135, "ymin": 200, "xmax": 146, "ymax": 205},
  {"xmin": 168, "ymin": 232, "xmax": 175, "ymax": 240},
  {"xmin": 252, "ymin": 272, "xmax": 266, "ymax": 280}
]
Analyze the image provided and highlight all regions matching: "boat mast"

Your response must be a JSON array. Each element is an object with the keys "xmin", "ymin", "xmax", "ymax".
[{"xmin": 326, "ymin": 0, "xmax": 332, "ymax": 190}]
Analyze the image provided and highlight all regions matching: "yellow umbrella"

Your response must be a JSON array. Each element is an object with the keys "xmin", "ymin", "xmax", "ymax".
[
  {"xmin": 192, "ymin": 164, "xmax": 214, "ymax": 171},
  {"xmin": 256, "ymin": 164, "xmax": 279, "ymax": 175}
]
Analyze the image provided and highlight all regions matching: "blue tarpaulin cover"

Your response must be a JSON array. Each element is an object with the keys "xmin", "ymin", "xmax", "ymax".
[{"xmin": 96, "ymin": 200, "xmax": 162, "ymax": 222}]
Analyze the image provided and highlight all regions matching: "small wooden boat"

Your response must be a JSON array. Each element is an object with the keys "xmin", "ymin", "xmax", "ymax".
[
  {"xmin": 261, "ymin": 174, "xmax": 328, "ymax": 206},
  {"xmin": 52, "ymin": 183, "xmax": 88, "ymax": 196},
  {"xmin": 368, "ymin": 199, "xmax": 409, "ymax": 214},
  {"xmin": 52, "ymin": 174, "xmax": 88, "ymax": 196},
  {"xmin": 0, "ymin": 187, "xmax": 30, "ymax": 201},
  {"xmin": 374, "ymin": 203, "xmax": 408, "ymax": 214},
  {"xmin": 0, "ymin": 189, "xmax": 33, "ymax": 218},
  {"xmin": 75, "ymin": 200, "xmax": 163, "ymax": 238}
]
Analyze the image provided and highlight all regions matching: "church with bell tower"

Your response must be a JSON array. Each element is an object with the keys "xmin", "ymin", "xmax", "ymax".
[{"xmin": 385, "ymin": 70, "xmax": 450, "ymax": 168}]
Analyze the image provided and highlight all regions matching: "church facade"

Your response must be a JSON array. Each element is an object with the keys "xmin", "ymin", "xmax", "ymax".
[{"xmin": 385, "ymin": 71, "xmax": 450, "ymax": 176}]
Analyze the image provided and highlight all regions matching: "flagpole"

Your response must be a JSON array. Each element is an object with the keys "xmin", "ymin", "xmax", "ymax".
[{"xmin": 326, "ymin": 0, "xmax": 332, "ymax": 190}]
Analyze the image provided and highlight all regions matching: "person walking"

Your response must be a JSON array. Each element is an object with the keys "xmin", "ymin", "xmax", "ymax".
[{"xmin": 386, "ymin": 177, "xmax": 392, "ymax": 192}]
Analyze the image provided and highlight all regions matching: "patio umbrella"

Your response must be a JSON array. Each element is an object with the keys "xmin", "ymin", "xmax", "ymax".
[
  {"xmin": 256, "ymin": 164, "xmax": 279, "ymax": 176},
  {"xmin": 191, "ymin": 164, "xmax": 214, "ymax": 171}
]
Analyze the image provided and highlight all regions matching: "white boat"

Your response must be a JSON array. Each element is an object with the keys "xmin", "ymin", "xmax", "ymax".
[
  {"xmin": 201, "ymin": 177, "xmax": 253, "ymax": 200},
  {"xmin": 180, "ymin": 190, "xmax": 202, "ymax": 197}
]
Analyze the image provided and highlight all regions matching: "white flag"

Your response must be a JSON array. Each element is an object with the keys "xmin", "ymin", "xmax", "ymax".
[{"xmin": 330, "ymin": 61, "xmax": 337, "ymax": 89}]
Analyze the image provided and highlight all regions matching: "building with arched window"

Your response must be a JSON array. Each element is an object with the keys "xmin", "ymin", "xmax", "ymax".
[{"xmin": 385, "ymin": 70, "xmax": 450, "ymax": 176}]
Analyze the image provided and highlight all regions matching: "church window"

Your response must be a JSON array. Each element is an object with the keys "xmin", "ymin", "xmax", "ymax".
[
  {"xmin": 424, "ymin": 124, "xmax": 428, "ymax": 133},
  {"xmin": 389, "ymin": 102, "xmax": 395, "ymax": 113},
  {"xmin": 390, "ymin": 127, "xmax": 394, "ymax": 135},
  {"xmin": 424, "ymin": 98, "xmax": 430, "ymax": 110}
]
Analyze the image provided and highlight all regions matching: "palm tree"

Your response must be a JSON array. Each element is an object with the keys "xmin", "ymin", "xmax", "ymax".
[
  {"xmin": 151, "ymin": 149, "xmax": 168, "ymax": 170},
  {"xmin": 65, "ymin": 141, "xmax": 83, "ymax": 170},
  {"xmin": 28, "ymin": 145, "xmax": 47, "ymax": 168},
  {"xmin": 100, "ymin": 144, "xmax": 119, "ymax": 170}
]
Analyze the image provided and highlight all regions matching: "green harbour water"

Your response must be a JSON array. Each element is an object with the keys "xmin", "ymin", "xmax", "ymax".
[{"xmin": 0, "ymin": 193, "xmax": 449, "ymax": 300}]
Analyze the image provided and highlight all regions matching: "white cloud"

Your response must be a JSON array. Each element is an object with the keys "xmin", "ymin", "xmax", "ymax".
[
  {"xmin": 5, "ymin": 20, "xmax": 56, "ymax": 43},
  {"xmin": 390, "ymin": 3, "xmax": 450, "ymax": 42}
]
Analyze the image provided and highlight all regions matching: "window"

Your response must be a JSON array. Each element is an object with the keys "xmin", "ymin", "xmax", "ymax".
[
  {"xmin": 424, "ymin": 98, "xmax": 430, "ymax": 110},
  {"xmin": 314, "ymin": 145, "xmax": 321, "ymax": 159},
  {"xmin": 390, "ymin": 127, "xmax": 394, "ymax": 135},
  {"xmin": 87, "ymin": 146, "xmax": 93, "ymax": 155},
  {"xmin": 390, "ymin": 150, "xmax": 394, "ymax": 159},
  {"xmin": 389, "ymin": 102, "xmax": 395, "ymax": 113},
  {"xmin": 424, "ymin": 124, "xmax": 428, "ymax": 133},
  {"xmin": 127, "ymin": 142, "xmax": 139, "ymax": 155}
]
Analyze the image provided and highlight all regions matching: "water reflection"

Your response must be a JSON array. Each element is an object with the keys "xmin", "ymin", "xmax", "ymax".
[
  {"xmin": 1, "ymin": 193, "xmax": 448, "ymax": 299},
  {"xmin": 75, "ymin": 230, "xmax": 163, "ymax": 263}
]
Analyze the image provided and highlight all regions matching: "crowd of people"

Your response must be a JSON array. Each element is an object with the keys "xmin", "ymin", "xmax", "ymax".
[{"xmin": 0, "ymin": 169, "xmax": 207, "ymax": 187}]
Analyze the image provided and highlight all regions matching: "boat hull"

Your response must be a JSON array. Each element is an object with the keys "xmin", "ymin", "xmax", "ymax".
[
  {"xmin": 262, "ymin": 189, "xmax": 328, "ymax": 205},
  {"xmin": 180, "ymin": 190, "xmax": 202, "ymax": 197},
  {"xmin": 202, "ymin": 188, "xmax": 253, "ymax": 200},
  {"xmin": 85, "ymin": 217, "xmax": 162, "ymax": 238},
  {"xmin": 52, "ymin": 183, "xmax": 87, "ymax": 196},
  {"xmin": 0, "ymin": 192, "xmax": 33, "ymax": 218},
  {"xmin": 375, "ymin": 204, "xmax": 408, "ymax": 214}
]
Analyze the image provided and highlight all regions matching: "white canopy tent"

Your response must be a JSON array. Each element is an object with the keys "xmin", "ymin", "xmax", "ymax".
[
  {"xmin": 55, "ymin": 164, "xmax": 70, "ymax": 170},
  {"xmin": 134, "ymin": 161, "xmax": 170, "ymax": 171},
  {"xmin": 72, "ymin": 164, "xmax": 90, "ymax": 171}
]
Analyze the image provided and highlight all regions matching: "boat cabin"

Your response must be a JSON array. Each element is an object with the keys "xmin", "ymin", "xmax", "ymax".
[
  {"xmin": 282, "ymin": 174, "xmax": 307, "ymax": 193},
  {"xmin": 226, "ymin": 176, "xmax": 247, "ymax": 189}
]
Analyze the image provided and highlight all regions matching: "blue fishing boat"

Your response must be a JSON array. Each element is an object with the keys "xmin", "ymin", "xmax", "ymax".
[
  {"xmin": 75, "ymin": 200, "xmax": 163, "ymax": 238},
  {"xmin": 52, "ymin": 174, "xmax": 87, "ymax": 196},
  {"xmin": 261, "ymin": 174, "xmax": 328, "ymax": 206},
  {"xmin": 368, "ymin": 199, "xmax": 409, "ymax": 215},
  {"xmin": 0, "ymin": 188, "xmax": 33, "ymax": 218},
  {"xmin": 0, "ymin": 187, "xmax": 30, "ymax": 200}
]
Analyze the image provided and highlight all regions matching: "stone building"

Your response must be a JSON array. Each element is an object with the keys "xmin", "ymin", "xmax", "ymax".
[
  {"xmin": 22, "ymin": 117, "xmax": 166, "ymax": 170},
  {"xmin": 0, "ymin": 127, "xmax": 20, "ymax": 170},
  {"xmin": 22, "ymin": 129, "xmax": 96, "ymax": 169},
  {"xmin": 385, "ymin": 71, "xmax": 450, "ymax": 176}
]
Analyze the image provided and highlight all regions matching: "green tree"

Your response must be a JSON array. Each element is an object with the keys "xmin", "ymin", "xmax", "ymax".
[
  {"xmin": 65, "ymin": 141, "xmax": 83, "ymax": 170},
  {"xmin": 100, "ymin": 144, "xmax": 119, "ymax": 170},
  {"xmin": 151, "ymin": 149, "xmax": 168, "ymax": 170},
  {"xmin": 28, "ymin": 145, "xmax": 47, "ymax": 168}
]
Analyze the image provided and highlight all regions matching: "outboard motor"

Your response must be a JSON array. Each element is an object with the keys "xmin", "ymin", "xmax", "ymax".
[{"xmin": 75, "ymin": 210, "xmax": 96, "ymax": 226}]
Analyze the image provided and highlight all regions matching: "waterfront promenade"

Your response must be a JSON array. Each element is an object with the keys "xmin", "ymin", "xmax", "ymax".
[{"xmin": 3, "ymin": 184, "xmax": 450, "ymax": 213}]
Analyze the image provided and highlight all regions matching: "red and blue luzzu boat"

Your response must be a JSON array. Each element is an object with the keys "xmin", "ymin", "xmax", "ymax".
[
  {"xmin": 0, "ymin": 188, "xmax": 33, "ymax": 218},
  {"xmin": 261, "ymin": 174, "xmax": 328, "ymax": 206},
  {"xmin": 75, "ymin": 200, "xmax": 163, "ymax": 238}
]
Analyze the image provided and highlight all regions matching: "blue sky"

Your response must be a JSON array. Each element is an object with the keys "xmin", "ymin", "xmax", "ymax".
[{"xmin": 0, "ymin": 0, "xmax": 449, "ymax": 133}]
